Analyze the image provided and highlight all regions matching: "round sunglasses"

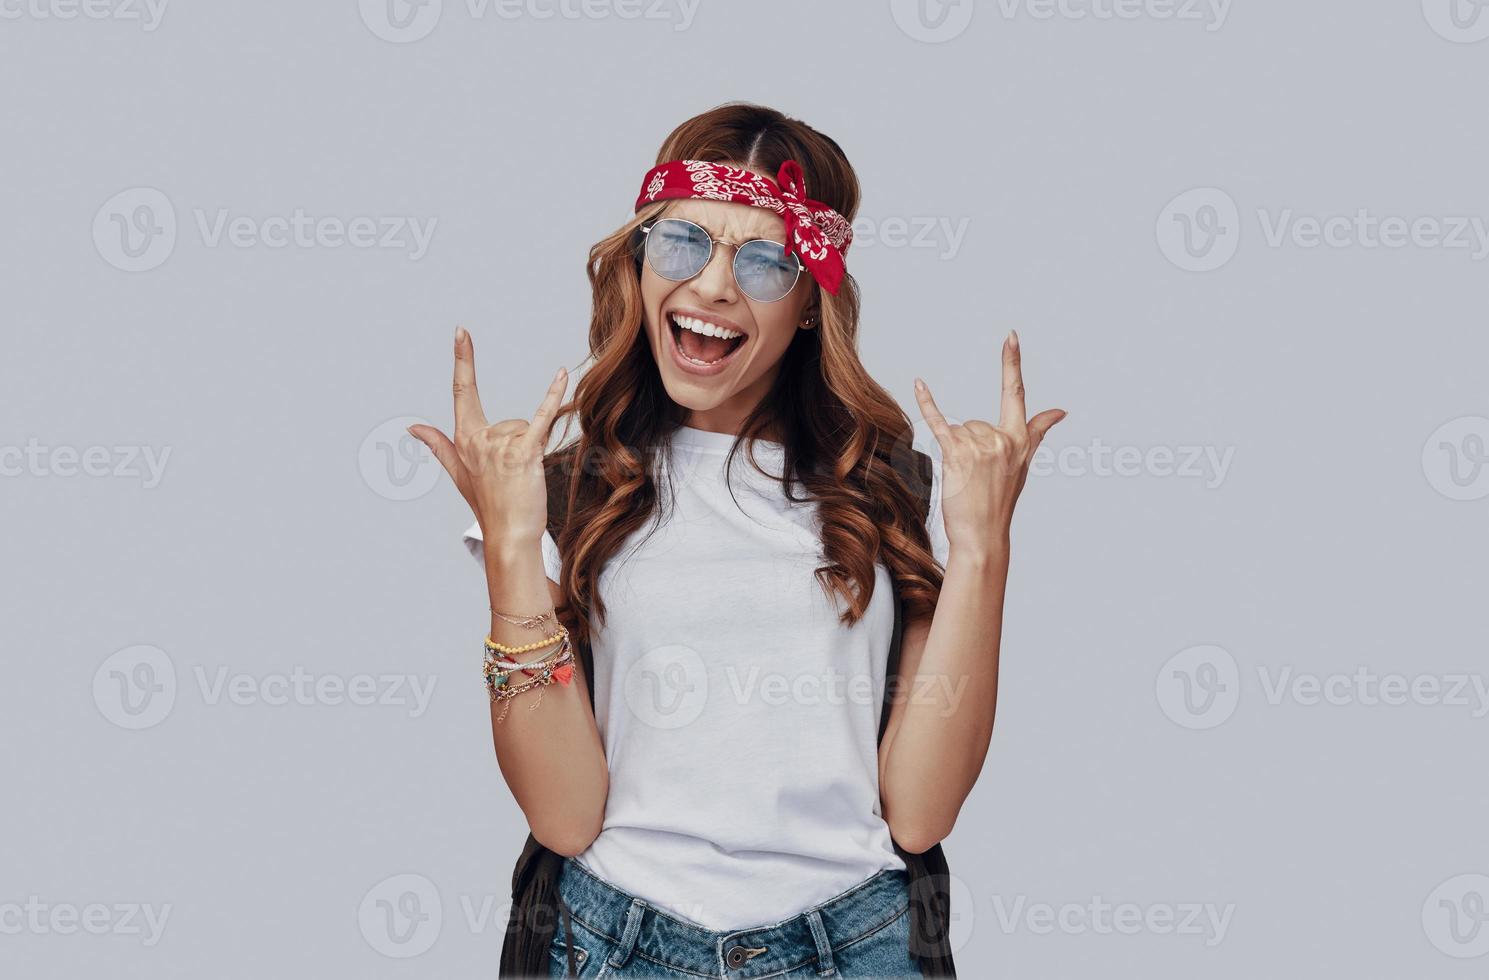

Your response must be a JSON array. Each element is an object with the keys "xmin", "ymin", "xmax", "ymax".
[{"xmin": 639, "ymin": 217, "xmax": 803, "ymax": 304}]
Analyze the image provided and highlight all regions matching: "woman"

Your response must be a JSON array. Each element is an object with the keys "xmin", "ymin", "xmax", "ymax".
[{"xmin": 410, "ymin": 103, "xmax": 1064, "ymax": 978}]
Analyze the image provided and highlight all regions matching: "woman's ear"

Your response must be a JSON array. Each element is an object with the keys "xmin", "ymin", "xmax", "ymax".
[{"xmin": 799, "ymin": 304, "xmax": 820, "ymax": 330}]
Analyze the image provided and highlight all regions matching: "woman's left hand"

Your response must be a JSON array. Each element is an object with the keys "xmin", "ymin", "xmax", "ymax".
[{"xmin": 913, "ymin": 330, "xmax": 1066, "ymax": 552}]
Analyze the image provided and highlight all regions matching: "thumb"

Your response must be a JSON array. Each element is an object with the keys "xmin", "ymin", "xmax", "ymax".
[
  {"xmin": 1026, "ymin": 409, "xmax": 1067, "ymax": 451},
  {"xmin": 407, "ymin": 424, "xmax": 472, "ymax": 504}
]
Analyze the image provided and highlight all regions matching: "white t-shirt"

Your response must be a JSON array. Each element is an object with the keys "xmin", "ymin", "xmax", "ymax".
[{"xmin": 463, "ymin": 424, "xmax": 950, "ymax": 930}]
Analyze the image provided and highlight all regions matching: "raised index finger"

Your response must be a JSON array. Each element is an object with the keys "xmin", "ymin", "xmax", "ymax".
[
  {"xmin": 999, "ymin": 330, "xmax": 1027, "ymax": 430},
  {"xmin": 452, "ymin": 325, "xmax": 487, "ymax": 434}
]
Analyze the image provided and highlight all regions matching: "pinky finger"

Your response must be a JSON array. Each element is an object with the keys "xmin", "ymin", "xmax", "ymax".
[
  {"xmin": 914, "ymin": 378, "xmax": 955, "ymax": 449},
  {"xmin": 524, "ymin": 366, "xmax": 570, "ymax": 453}
]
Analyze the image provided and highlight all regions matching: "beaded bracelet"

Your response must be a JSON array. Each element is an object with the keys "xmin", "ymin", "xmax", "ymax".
[
  {"xmin": 484, "ymin": 635, "xmax": 565, "ymax": 671},
  {"xmin": 482, "ymin": 634, "xmax": 572, "ymax": 687},
  {"xmin": 484, "ymin": 623, "xmax": 568, "ymax": 656},
  {"xmin": 485, "ymin": 637, "xmax": 575, "ymax": 723}
]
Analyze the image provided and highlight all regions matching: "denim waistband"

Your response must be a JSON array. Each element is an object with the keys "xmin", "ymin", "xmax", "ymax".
[{"xmin": 554, "ymin": 856, "xmax": 910, "ymax": 978}]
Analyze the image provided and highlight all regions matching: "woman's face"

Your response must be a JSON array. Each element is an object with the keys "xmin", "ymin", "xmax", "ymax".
[{"xmin": 639, "ymin": 186, "xmax": 817, "ymax": 435}]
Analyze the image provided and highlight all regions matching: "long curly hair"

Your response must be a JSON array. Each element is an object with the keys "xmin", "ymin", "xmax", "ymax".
[{"xmin": 545, "ymin": 101, "xmax": 944, "ymax": 650}]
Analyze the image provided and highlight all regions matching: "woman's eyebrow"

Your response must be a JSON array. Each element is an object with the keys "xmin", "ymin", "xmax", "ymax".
[
  {"xmin": 696, "ymin": 218, "xmax": 785, "ymax": 244},
  {"xmin": 664, "ymin": 205, "xmax": 784, "ymax": 244}
]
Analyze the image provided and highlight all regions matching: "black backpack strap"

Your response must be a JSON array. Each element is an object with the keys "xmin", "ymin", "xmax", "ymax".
[
  {"xmin": 879, "ymin": 446, "xmax": 934, "ymax": 745},
  {"xmin": 882, "ymin": 447, "xmax": 957, "ymax": 977}
]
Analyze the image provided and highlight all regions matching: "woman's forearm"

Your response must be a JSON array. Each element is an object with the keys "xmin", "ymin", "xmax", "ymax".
[
  {"xmin": 880, "ymin": 538, "xmax": 1009, "ymax": 851},
  {"xmin": 484, "ymin": 536, "xmax": 608, "ymax": 857}
]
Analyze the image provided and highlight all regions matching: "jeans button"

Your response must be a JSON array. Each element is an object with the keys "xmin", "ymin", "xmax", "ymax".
[{"xmin": 725, "ymin": 945, "xmax": 746, "ymax": 969}]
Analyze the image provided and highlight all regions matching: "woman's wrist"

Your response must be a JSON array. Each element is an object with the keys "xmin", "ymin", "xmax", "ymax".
[
  {"xmin": 481, "ymin": 530, "xmax": 544, "ymax": 570},
  {"xmin": 945, "ymin": 531, "xmax": 1011, "ymax": 572}
]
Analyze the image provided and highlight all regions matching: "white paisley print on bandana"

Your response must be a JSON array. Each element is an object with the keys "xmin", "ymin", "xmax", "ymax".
[{"xmin": 633, "ymin": 157, "xmax": 853, "ymax": 295}]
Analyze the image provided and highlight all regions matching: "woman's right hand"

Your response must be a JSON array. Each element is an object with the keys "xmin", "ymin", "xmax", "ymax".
[{"xmin": 407, "ymin": 326, "xmax": 569, "ymax": 551}]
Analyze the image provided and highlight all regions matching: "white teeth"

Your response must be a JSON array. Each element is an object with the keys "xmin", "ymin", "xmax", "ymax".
[{"xmin": 670, "ymin": 313, "xmax": 743, "ymax": 340}]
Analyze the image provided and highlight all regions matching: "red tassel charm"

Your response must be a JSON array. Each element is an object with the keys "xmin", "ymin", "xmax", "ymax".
[{"xmin": 551, "ymin": 663, "xmax": 574, "ymax": 686}]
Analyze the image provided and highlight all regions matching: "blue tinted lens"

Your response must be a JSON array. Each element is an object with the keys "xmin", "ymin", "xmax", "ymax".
[
  {"xmin": 645, "ymin": 219, "xmax": 711, "ymax": 281},
  {"xmin": 734, "ymin": 240, "xmax": 800, "ymax": 302}
]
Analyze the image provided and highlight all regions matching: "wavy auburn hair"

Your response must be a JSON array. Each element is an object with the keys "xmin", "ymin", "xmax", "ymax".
[{"xmin": 545, "ymin": 101, "xmax": 944, "ymax": 650}]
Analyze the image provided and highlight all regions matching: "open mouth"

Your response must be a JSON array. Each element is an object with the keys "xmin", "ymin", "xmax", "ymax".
[{"xmin": 668, "ymin": 312, "xmax": 747, "ymax": 367}]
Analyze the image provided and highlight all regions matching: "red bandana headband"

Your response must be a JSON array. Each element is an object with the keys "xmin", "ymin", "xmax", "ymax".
[{"xmin": 634, "ymin": 159, "xmax": 853, "ymax": 295}]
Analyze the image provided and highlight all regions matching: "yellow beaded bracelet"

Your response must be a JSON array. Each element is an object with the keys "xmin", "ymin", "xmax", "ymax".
[{"xmin": 484, "ymin": 623, "xmax": 568, "ymax": 656}]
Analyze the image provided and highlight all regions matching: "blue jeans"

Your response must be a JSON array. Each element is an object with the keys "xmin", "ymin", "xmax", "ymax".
[{"xmin": 547, "ymin": 856, "xmax": 924, "ymax": 978}]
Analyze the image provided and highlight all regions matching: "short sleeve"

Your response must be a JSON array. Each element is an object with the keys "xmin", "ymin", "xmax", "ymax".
[
  {"xmin": 924, "ymin": 453, "xmax": 952, "ymax": 569},
  {"xmin": 461, "ymin": 520, "xmax": 563, "ymax": 584}
]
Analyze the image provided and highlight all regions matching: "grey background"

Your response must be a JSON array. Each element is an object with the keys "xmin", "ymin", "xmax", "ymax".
[{"xmin": 4, "ymin": 0, "xmax": 1488, "ymax": 976}]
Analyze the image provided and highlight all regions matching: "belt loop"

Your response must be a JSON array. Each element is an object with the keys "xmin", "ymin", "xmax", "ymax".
[
  {"xmin": 607, "ymin": 897, "xmax": 646, "ymax": 969},
  {"xmin": 807, "ymin": 908, "xmax": 836, "ymax": 977}
]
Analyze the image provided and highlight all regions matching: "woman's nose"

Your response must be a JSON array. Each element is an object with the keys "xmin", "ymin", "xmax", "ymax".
[{"xmin": 690, "ymin": 243, "xmax": 739, "ymax": 303}]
